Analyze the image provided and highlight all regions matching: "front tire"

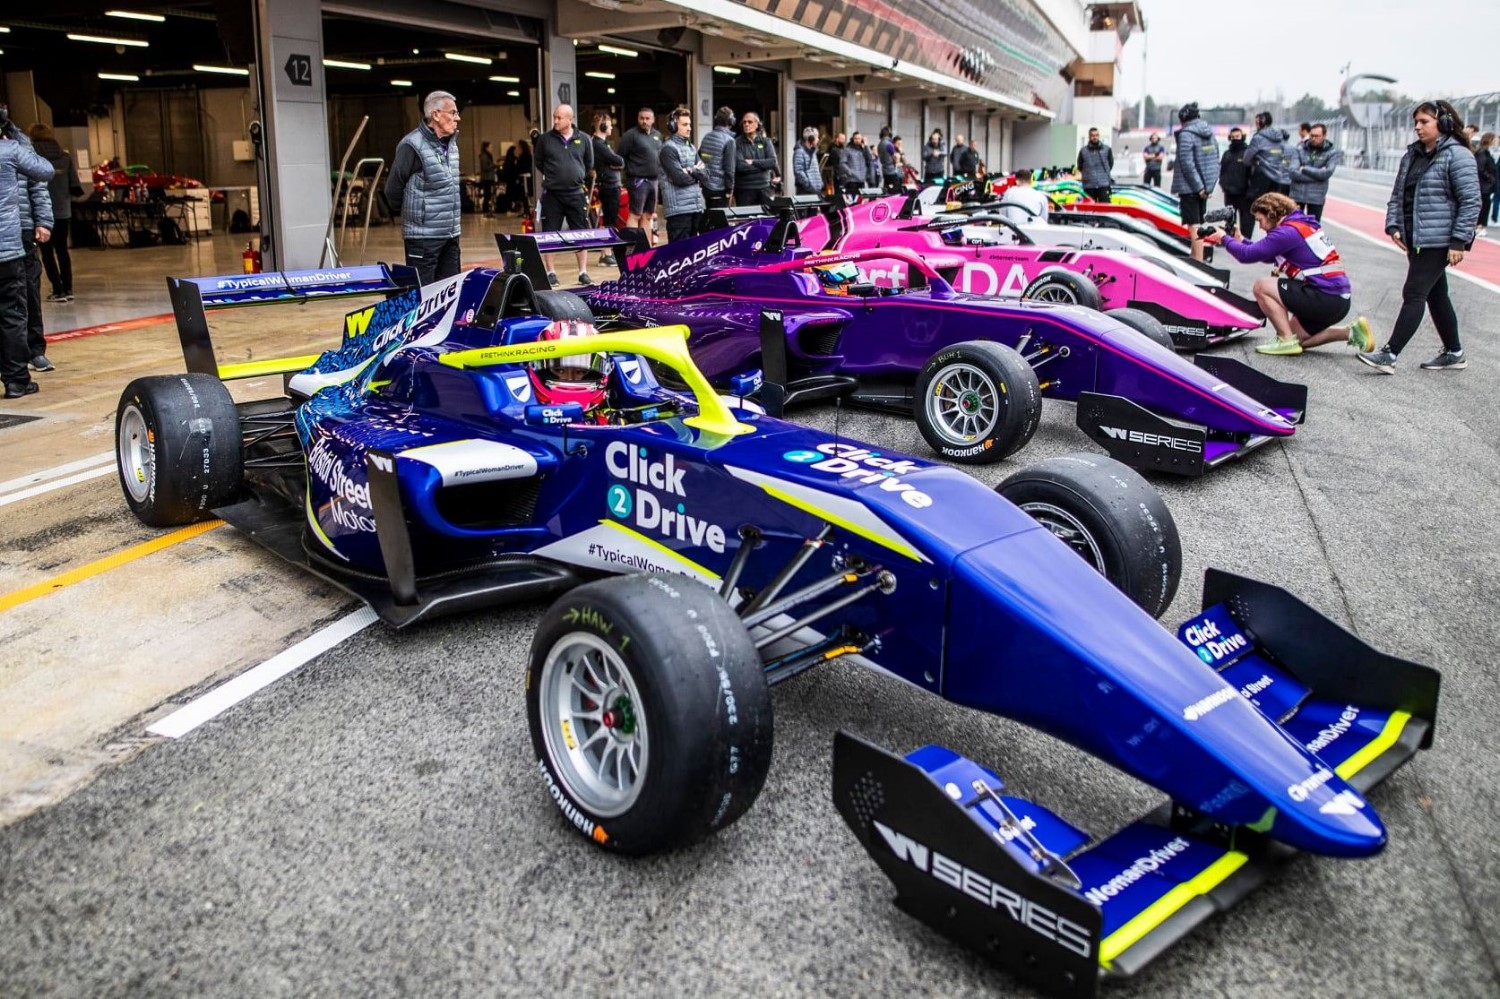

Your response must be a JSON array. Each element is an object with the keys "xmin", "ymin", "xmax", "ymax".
[
  {"xmin": 533, "ymin": 288, "xmax": 596, "ymax": 323},
  {"xmin": 527, "ymin": 575, "xmax": 774, "ymax": 854},
  {"xmin": 1106, "ymin": 307, "xmax": 1176, "ymax": 351},
  {"xmin": 1022, "ymin": 269, "xmax": 1103, "ymax": 311},
  {"xmin": 914, "ymin": 341, "xmax": 1041, "ymax": 464},
  {"xmin": 998, "ymin": 452, "xmax": 1181, "ymax": 618},
  {"xmin": 116, "ymin": 374, "xmax": 243, "ymax": 527}
]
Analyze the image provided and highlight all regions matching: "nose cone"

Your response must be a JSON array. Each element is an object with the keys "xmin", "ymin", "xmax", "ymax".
[{"xmin": 1269, "ymin": 769, "xmax": 1388, "ymax": 858}]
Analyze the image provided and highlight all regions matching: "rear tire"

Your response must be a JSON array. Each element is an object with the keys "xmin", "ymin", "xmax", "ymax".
[
  {"xmin": 1021, "ymin": 269, "xmax": 1102, "ymax": 311},
  {"xmin": 533, "ymin": 289, "xmax": 596, "ymax": 323},
  {"xmin": 527, "ymin": 574, "xmax": 774, "ymax": 855},
  {"xmin": 998, "ymin": 452, "xmax": 1181, "ymax": 618},
  {"xmin": 914, "ymin": 341, "xmax": 1041, "ymax": 464},
  {"xmin": 1106, "ymin": 307, "xmax": 1176, "ymax": 352},
  {"xmin": 116, "ymin": 374, "xmax": 243, "ymax": 527}
]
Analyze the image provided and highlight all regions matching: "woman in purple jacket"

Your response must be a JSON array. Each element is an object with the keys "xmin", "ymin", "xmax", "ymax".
[{"xmin": 1204, "ymin": 192, "xmax": 1373, "ymax": 356}]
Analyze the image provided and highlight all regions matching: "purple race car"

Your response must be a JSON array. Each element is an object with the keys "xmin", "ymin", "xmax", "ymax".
[
  {"xmin": 497, "ymin": 226, "xmax": 1306, "ymax": 477},
  {"xmin": 797, "ymin": 196, "xmax": 1264, "ymax": 350}
]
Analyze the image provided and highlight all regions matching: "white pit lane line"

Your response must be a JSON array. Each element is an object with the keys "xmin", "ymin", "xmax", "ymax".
[
  {"xmin": 0, "ymin": 451, "xmax": 115, "ymax": 507},
  {"xmin": 147, "ymin": 607, "xmax": 378, "ymax": 739},
  {"xmin": 1319, "ymin": 216, "xmax": 1500, "ymax": 298}
]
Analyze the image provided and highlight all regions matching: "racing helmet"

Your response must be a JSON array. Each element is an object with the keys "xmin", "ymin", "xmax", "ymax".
[
  {"xmin": 813, "ymin": 259, "xmax": 862, "ymax": 293},
  {"xmin": 527, "ymin": 319, "xmax": 610, "ymax": 409}
]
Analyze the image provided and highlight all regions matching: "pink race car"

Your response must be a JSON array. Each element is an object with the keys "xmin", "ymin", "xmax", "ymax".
[{"xmin": 799, "ymin": 196, "xmax": 1263, "ymax": 350}]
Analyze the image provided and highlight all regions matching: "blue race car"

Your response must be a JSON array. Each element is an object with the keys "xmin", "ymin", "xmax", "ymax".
[{"xmin": 120, "ymin": 261, "xmax": 1436, "ymax": 995}]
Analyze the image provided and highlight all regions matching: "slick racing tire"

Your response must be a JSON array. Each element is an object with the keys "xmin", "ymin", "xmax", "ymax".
[
  {"xmin": 1105, "ymin": 307, "xmax": 1176, "ymax": 352},
  {"xmin": 527, "ymin": 574, "xmax": 774, "ymax": 855},
  {"xmin": 1021, "ymin": 269, "xmax": 1102, "ymax": 311},
  {"xmin": 532, "ymin": 289, "xmax": 596, "ymax": 324},
  {"xmin": 116, "ymin": 373, "xmax": 243, "ymax": 527},
  {"xmin": 998, "ymin": 452, "xmax": 1181, "ymax": 618},
  {"xmin": 914, "ymin": 341, "xmax": 1041, "ymax": 464}
]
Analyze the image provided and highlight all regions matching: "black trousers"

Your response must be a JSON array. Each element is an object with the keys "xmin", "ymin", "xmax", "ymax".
[
  {"xmin": 1389, "ymin": 247, "xmax": 1461, "ymax": 356},
  {"xmin": 20, "ymin": 235, "xmax": 44, "ymax": 357},
  {"xmin": 40, "ymin": 223, "xmax": 73, "ymax": 297},
  {"xmin": 1143, "ymin": 167, "xmax": 1162, "ymax": 187},
  {"xmin": 734, "ymin": 186, "xmax": 771, "ymax": 209},
  {"xmin": 0, "ymin": 257, "xmax": 31, "ymax": 387},
  {"xmin": 1298, "ymin": 201, "xmax": 1325, "ymax": 221},
  {"xmin": 665, "ymin": 212, "xmax": 700, "ymax": 243},
  {"xmin": 403, "ymin": 237, "xmax": 461, "ymax": 286},
  {"xmin": 703, "ymin": 190, "xmax": 729, "ymax": 211},
  {"xmin": 598, "ymin": 187, "xmax": 622, "ymax": 228},
  {"xmin": 1084, "ymin": 186, "xmax": 1111, "ymax": 203}
]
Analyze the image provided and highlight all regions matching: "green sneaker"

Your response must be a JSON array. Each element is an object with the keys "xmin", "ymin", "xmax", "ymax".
[
  {"xmin": 1255, "ymin": 337, "xmax": 1303, "ymax": 356},
  {"xmin": 1347, "ymin": 316, "xmax": 1374, "ymax": 352}
]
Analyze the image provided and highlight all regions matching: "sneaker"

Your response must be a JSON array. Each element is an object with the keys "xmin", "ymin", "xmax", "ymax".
[
  {"xmin": 1255, "ymin": 337, "xmax": 1303, "ymax": 356},
  {"xmin": 1346, "ymin": 316, "xmax": 1374, "ymax": 352},
  {"xmin": 1478, "ymin": 227, "xmax": 1489, "ymax": 238},
  {"xmin": 599, "ymin": 253, "xmax": 616, "ymax": 266},
  {"xmin": 1357, "ymin": 348, "xmax": 1398, "ymax": 374},
  {"xmin": 46, "ymin": 292, "xmax": 67, "ymax": 303},
  {"xmin": 545, "ymin": 270, "xmax": 559, "ymax": 288},
  {"xmin": 577, "ymin": 271, "xmax": 593, "ymax": 286},
  {"xmin": 4, "ymin": 380, "xmax": 39, "ymax": 399},
  {"xmin": 1419, "ymin": 349, "xmax": 1467, "ymax": 371},
  {"xmin": 30, "ymin": 354, "xmax": 55, "ymax": 372}
]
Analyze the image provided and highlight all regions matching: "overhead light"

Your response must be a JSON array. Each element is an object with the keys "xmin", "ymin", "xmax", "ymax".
[
  {"xmin": 390, "ymin": 79, "xmax": 412, "ymax": 87},
  {"xmin": 106, "ymin": 9, "xmax": 165, "ymax": 21},
  {"xmin": 0, "ymin": 27, "xmax": 9, "ymax": 33},
  {"xmin": 598, "ymin": 44, "xmax": 638, "ymax": 58},
  {"xmin": 506, "ymin": 90, "xmax": 520, "ymax": 97},
  {"xmin": 585, "ymin": 71, "xmax": 615, "ymax": 80},
  {"xmin": 323, "ymin": 58, "xmax": 371, "ymax": 71},
  {"xmin": 444, "ymin": 52, "xmax": 492, "ymax": 65},
  {"xmin": 607, "ymin": 87, "xmax": 616, "ymax": 94},
  {"xmin": 68, "ymin": 32, "xmax": 149, "ymax": 48},
  {"xmin": 193, "ymin": 64, "xmax": 249, "ymax": 76},
  {"xmin": 713, "ymin": 65, "xmax": 742, "ymax": 75},
  {"xmin": 98, "ymin": 72, "xmax": 140, "ymax": 82},
  {"xmin": 488, "ymin": 75, "xmax": 520, "ymax": 83}
]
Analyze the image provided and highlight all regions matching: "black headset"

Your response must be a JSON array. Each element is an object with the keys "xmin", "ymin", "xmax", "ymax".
[
  {"xmin": 1427, "ymin": 100, "xmax": 1456, "ymax": 135},
  {"xmin": 668, "ymin": 107, "xmax": 692, "ymax": 130}
]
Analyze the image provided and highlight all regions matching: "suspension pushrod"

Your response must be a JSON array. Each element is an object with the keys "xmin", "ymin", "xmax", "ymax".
[
  {"xmin": 739, "ymin": 525, "xmax": 833, "ymax": 616},
  {"xmin": 742, "ymin": 567, "xmax": 864, "ymax": 630}
]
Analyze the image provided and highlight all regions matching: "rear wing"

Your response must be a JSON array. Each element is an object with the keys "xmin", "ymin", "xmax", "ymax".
[
  {"xmin": 494, "ymin": 228, "xmax": 649, "ymax": 288},
  {"xmin": 166, "ymin": 263, "xmax": 420, "ymax": 381}
]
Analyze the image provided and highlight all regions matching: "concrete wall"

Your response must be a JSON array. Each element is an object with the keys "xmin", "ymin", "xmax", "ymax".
[{"xmin": 199, "ymin": 88, "xmax": 259, "ymax": 189}]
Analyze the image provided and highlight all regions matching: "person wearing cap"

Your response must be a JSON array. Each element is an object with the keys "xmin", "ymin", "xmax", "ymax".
[{"xmin": 794, "ymin": 127, "xmax": 823, "ymax": 196}]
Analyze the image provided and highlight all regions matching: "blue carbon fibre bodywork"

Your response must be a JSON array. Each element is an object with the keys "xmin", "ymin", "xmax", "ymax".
[{"xmin": 235, "ymin": 266, "xmax": 1396, "ymax": 858}]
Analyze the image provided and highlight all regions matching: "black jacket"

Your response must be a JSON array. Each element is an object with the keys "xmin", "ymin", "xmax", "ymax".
[
  {"xmin": 1476, "ymin": 148, "xmax": 1497, "ymax": 198},
  {"xmin": 618, "ymin": 126, "xmax": 664, "ymax": 180},
  {"xmin": 734, "ymin": 132, "xmax": 779, "ymax": 190},
  {"xmin": 1219, "ymin": 140, "xmax": 1251, "ymax": 197},
  {"xmin": 592, "ymin": 134, "xmax": 623, "ymax": 187},
  {"xmin": 535, "ymin": 128, "xmax": 593, "ymax": 193}
]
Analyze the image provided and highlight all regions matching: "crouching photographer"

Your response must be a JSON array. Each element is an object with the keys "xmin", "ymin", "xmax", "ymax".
[{"xmin": 1202, "ymin": 192, "xmax": 1372, "ymax": 356}]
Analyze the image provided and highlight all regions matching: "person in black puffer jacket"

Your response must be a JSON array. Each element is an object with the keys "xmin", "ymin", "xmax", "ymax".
[
  {"xmin": 1219, "ymin": 128, "xmax": 1255, "ymax": 237},
  {"xmin": 27, "ymin": 124, "xmax": 82, "ymax": 303},
  {"xmin": 1358, "ymin": 100, "xmax": 1480, "ymax": 373},
  {"xmin": 732, "ymin": 112, "xmax": 779, "ymax": 208}
]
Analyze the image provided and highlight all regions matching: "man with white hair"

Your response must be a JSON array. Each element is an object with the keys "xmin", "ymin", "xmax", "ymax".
[{"xmin": 384, "ymin": 90, "xmax": 463, "ymax": 284}]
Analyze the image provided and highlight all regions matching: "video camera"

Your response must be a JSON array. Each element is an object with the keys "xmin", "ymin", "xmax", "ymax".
[{"xmin": 1196, "ymin": 205, "xmax": 1237, "ymax": 239}]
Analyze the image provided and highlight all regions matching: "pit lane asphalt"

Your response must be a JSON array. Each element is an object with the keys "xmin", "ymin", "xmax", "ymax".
[{"xmin": 3, "ymin": 185, "xmax": 1498, "ymax": 997}]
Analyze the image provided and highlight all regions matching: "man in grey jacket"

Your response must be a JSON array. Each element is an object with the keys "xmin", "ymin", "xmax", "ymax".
[
  {"xmin": 659, "ymin": 107, "xmax": 706, "ymax": 243},
  {"xmin": 1077, "ymin": 128, "xmax": 1114, "ymax": 202},
  {"xmin": 793, "ymin": 128, "xmax": 823, "ymax": 195},
  {"xmin": 384, "ymin": 91, "xmax": 462, "ymax": 285},
  {"xmin": 1289, "ymin": 124, "xmax": 1341, "ymax": 220},
  {"xmin": 1170, "ymin": 103, "xmax": 1220, "ymax": 261},
  {"xmin": 0, "ymin": 114, "xmax": 55, "ymax": 399}
]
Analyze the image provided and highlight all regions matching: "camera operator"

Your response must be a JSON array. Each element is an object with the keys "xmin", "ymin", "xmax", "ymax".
[
  {"xmin": 1, "ymin": 107, "xmax": 56, "ymax": 399},
  {"xmin": 1203, "ymin": 192, "xmax": 1371, "ymax": 356},
  {"xmin": 1171, "ymin": 103, "xmax": 1220, "ymax": 262}
]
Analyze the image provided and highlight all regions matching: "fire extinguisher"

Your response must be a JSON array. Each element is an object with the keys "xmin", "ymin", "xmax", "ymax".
[{"xmin": 242, "ymin": 241, "xmax": 262, "ymax": 273}]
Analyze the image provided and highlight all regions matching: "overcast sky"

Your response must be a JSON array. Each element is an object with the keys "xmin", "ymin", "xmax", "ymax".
[{"xmin": 1115, "ymin": 0, "xmax": 1500, "ymax": 108}]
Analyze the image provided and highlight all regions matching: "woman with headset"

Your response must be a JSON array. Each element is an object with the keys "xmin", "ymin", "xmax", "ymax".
[{"xmin": 1358, "ymin": 99, "xmax": 1481, "ymax": 373}]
